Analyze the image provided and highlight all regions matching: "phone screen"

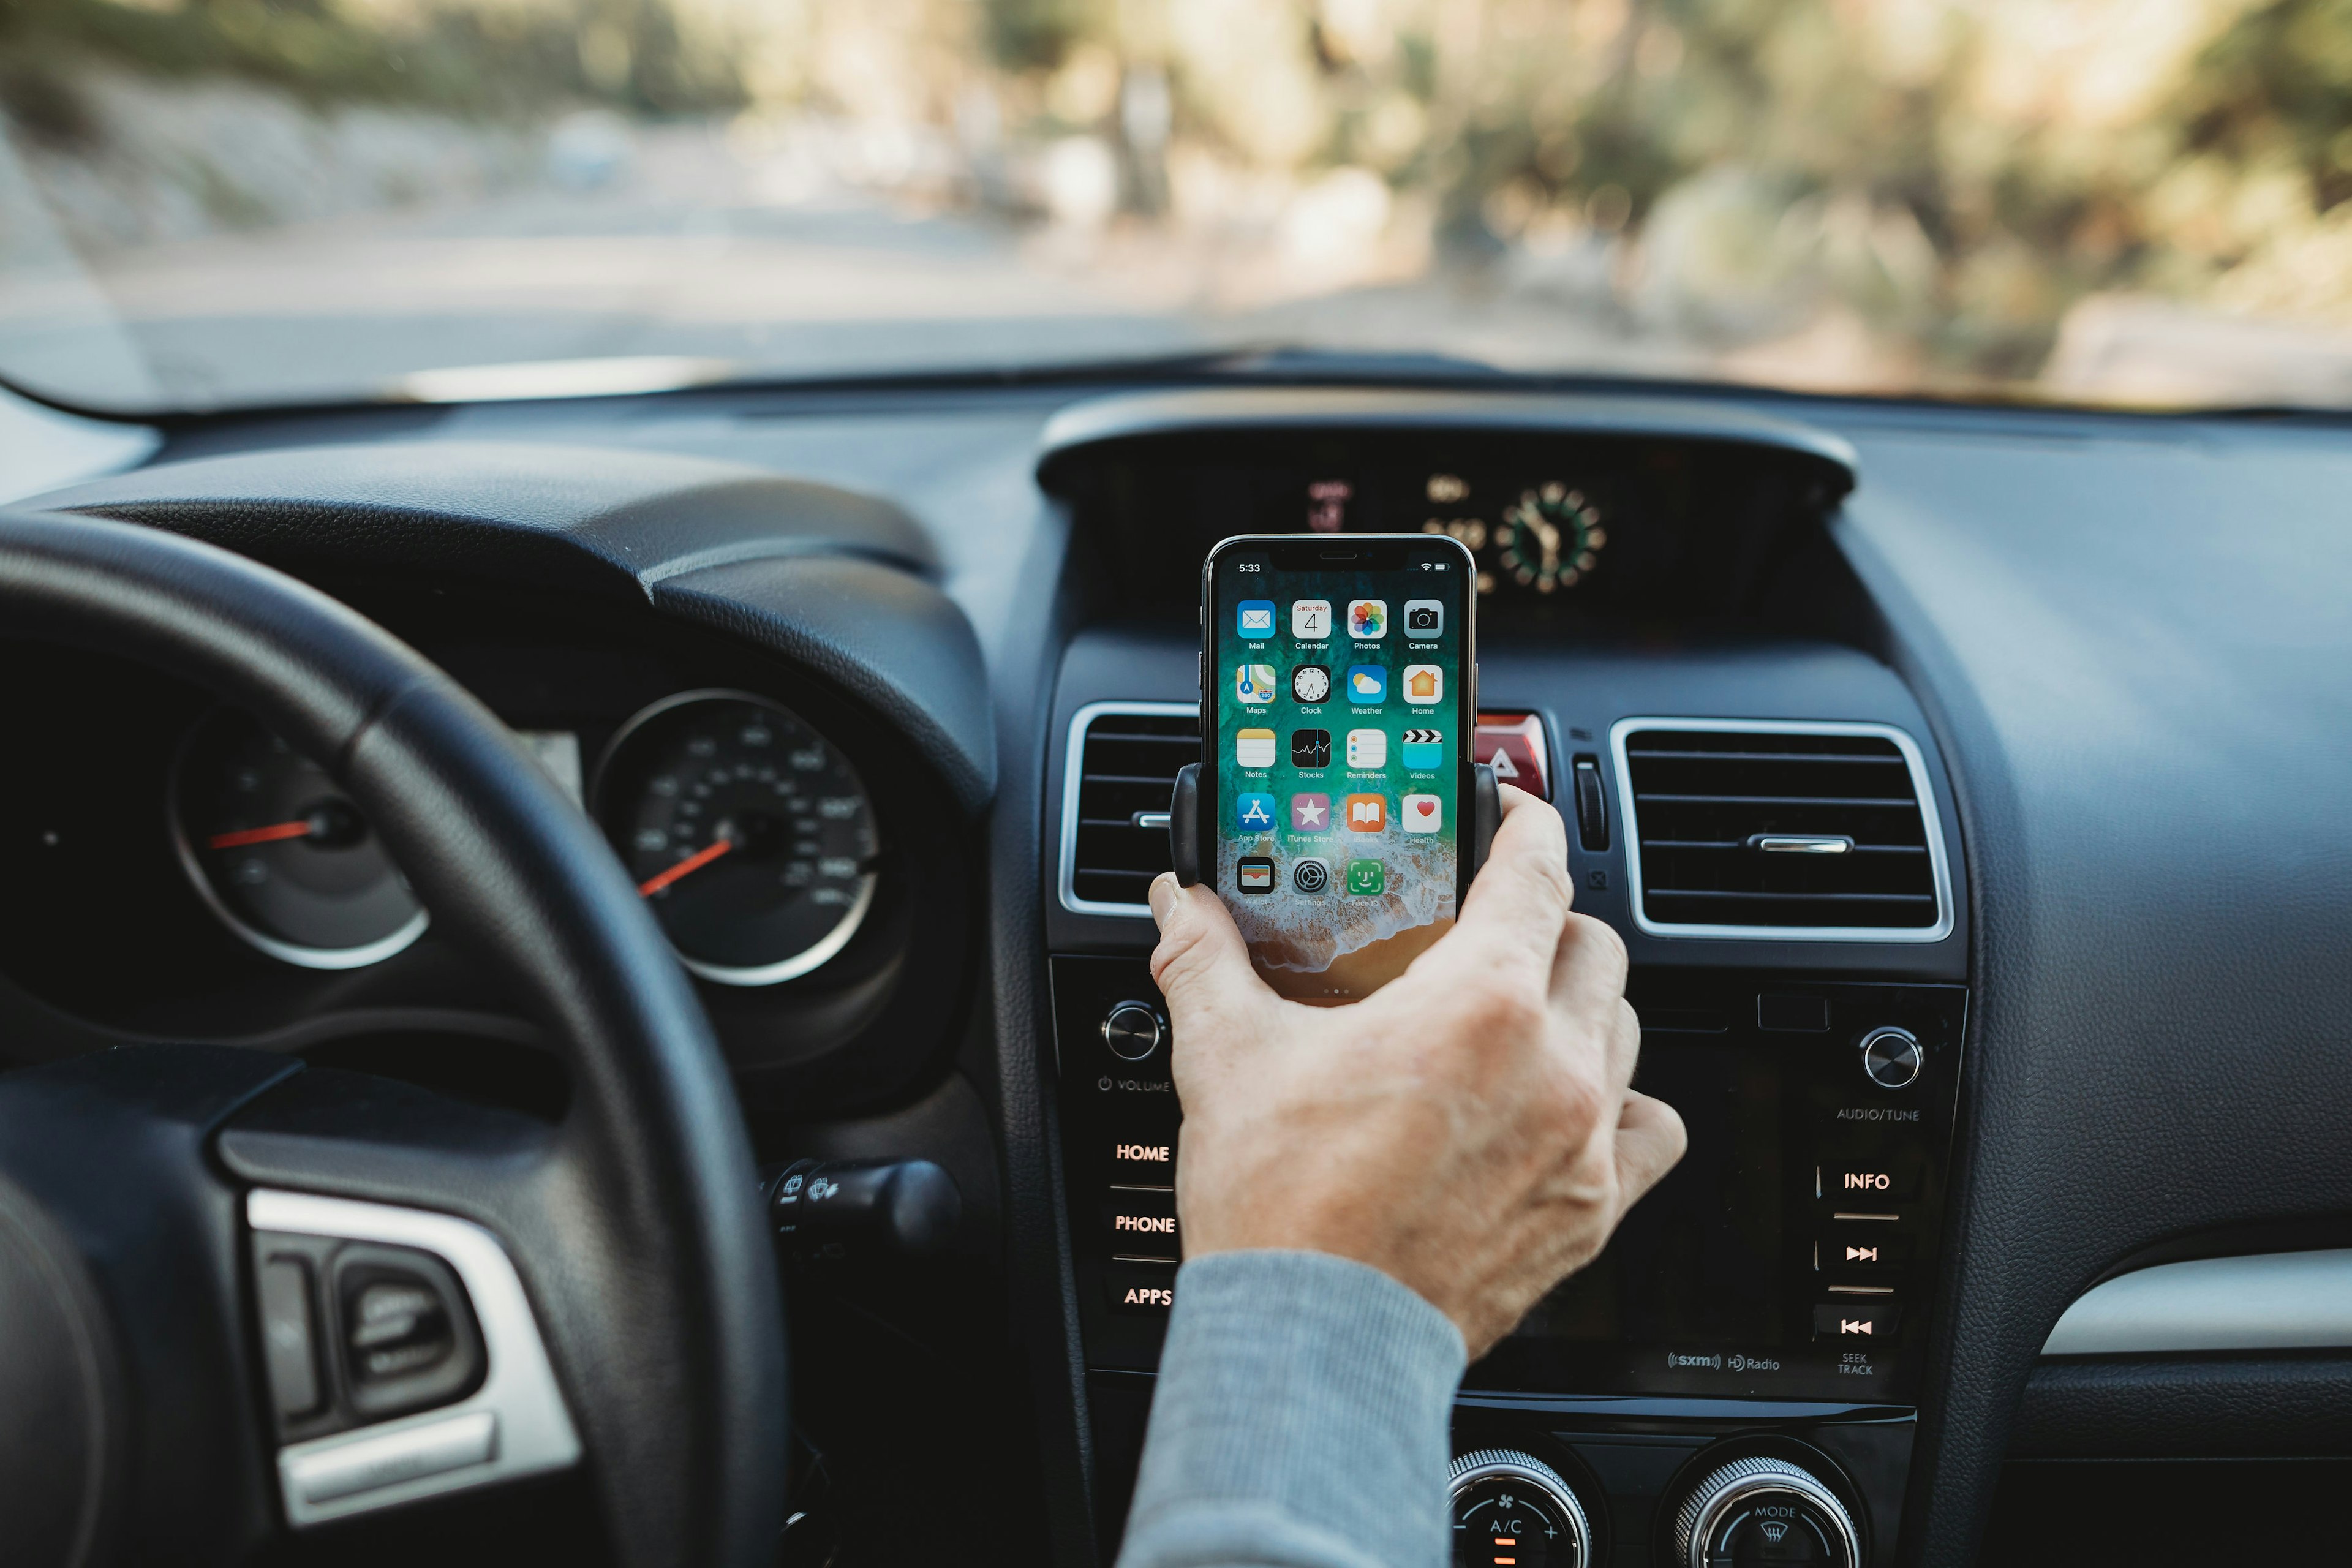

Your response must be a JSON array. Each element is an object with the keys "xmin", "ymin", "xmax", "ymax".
[{"xmin": 1202, "ymin": 536, "xmax": 1475, "ymax": 1003}]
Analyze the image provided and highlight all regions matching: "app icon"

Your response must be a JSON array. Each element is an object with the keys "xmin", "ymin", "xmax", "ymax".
[
  {"xmin": 1292, "ymin": 728, "xmax": 1332, "ymax": 768},
  {"xmin": 1292, "ymin": 664, "xmax": 1331, "ymax": 703},
  {"xmin": 1401, "ymin": 793, "xmax": 1443, "ymax": 833},
  {"xmin": 1348, "ymin": 599, "xmax": 1387, "ymax": 639},
  {"xmin": 1346, "ymin": 665, "xmax": 1387, "ymax": 704},
  {"xmin": 1236, "ymin": 793, "xmax": 1276, "ymax": 832},
  {"xmin": 1235, "ymin": 727, "xmax": 1276, "ymax": 769},
  {"xmin": 1235, "ymin": 664, "xmax": 1276, "ymax": 704},
  {"xmin": 1401, "ymin": 665, "xmax": 1443, "ymax": 704},
  {"xmin": 1237, "ymin": 856, "xmax": 1275, "ymax": 894},
  {"xmin": 1403, "ymin": 599, "xmax": 1444, "ymax": 637},
  {"xmin": 1290, "ymin": 793, "xmax": 1330, "ymax": 831},
  {"xmin": 1237, "ymin": 600, "xmax": 1276, "ymax": 638},
  {"xmin": 1292, "ymin": 858, "xmax": 1330, "ymax": 894},
  {"xmin": 1401, "ymin": 729, "xmax": 1444, "ymax": 771},
  {"xmin": 1346, "ymin": 858, "xmax": 1385, "ymax": 895},
  {"xmin": 1291, "ymin": 599, "xmax": 1332, "ymax": 640},
  {"xmin": 1346, "ymin": 729, "xmax": 1387, "ymax": 769},
  {"xmin": 1344, "ymin": 793, "xmax": 1387, "ymax": 832}
]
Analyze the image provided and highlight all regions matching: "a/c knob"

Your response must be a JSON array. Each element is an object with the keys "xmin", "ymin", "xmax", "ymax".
[
  {"xmin": 1101, "ymin": 1001, "xmax": 1166, "ymax": 1062},
  {"xmin": 1671, "ymin": 1454, "xmax": 1860, "ymax": 1568},
  {"xmin": 1449, "ymin": 1449, "xmax": 1591, "ymax": 1568}
]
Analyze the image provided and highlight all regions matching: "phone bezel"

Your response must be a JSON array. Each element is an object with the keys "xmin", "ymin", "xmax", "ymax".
[{"xmin": 1197, "ymin": 532, "xmax": 1479, "ymax": 925}]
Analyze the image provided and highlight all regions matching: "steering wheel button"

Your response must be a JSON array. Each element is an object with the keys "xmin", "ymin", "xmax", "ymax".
[{"xmin": 258, "ymin": 1256, "xmax": 322, "ymax": 1420}]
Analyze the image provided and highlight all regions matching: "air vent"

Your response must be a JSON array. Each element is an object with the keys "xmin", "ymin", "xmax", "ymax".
[
  {"xmin": 1060, "ymin": 703, "xmax": 1200, "ymax": 915},
  {"xmin": 1611, "ymin": 720, "xmax": 1952, "ymax": 941}
]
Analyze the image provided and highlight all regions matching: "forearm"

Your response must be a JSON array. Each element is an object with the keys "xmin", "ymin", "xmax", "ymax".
[{"xmin": 1117, "ymin": 1250, "xmax": 1468, "ymax": 1568}]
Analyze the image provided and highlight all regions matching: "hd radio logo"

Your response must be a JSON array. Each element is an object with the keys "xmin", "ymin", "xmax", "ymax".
[{"xmin": 1400, "ymin": 729, "xmax": 1443, "ymax": 770}]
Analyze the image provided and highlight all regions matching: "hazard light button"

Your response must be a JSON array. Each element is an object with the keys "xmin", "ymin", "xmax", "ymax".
[
  {"xmin": 1813, "ymin": 1303, "xmax": 1901, "ymax": 1340},
  {"xmin": 1472, "ymin": 712, "xmax": 1550, "ymax": 799}
]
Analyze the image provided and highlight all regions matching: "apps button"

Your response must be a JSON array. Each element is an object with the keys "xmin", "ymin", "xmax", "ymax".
[
  {"xmin": 1235, "ymin": 793, "xmax": 1276, "ymax": 832},
  {"xmin": 1401, "ymin": 664, "xmax": 1443, "ymax": 704},
  {"xmin": 1236, "ymin": 600, "xmax": 1276, "ymax": 638},
  {"xmin": 1401, "ymin": 794, "xmax": 1442, "ymax": 833},
  {"xmin": 1403, "ymin": 599, "xmax": 1444, "ymax": 636},
  {"xmin": 1291, "ymin": 664, "xmax": 1331, "ymax": 703},
  {"xmin": 1237, "ymin": 856, "xmax": 1275, "ymax": 894},
  {"xmin": 1235, "ymin": 728, "xmax": 1276, "ymax": 769},
  {"xmin": 1291, "ymin": 599, "xmax": 1332, "ymax": 640},
  {"xmin": 1347, "ymin": 599, "xmax": 1387, "ymax": 640},
  {"xmin": 1346, "ymin": 665, "xmax": 1387, "ymax": 704},
  {"xmin": 1290, "ymin": 793, "xmax": 1330, "ymax": 831},
  {"xmin": 1291, "ymin": 858, "xmax": 1330, "ymax": 894},
  {"xmin": 1344, "ymin": 794, "xmax": 1387, "ymax": 832},
  {"xmin": 1235, "ymin": 664, "xmax": 1276, "ymax": 704},
  {"xmin": 1291, "ymin": 728, "xmax": 1332, "ymax": 767},
  {"xmin": 1345, "ymin": 729, "xmax": 1387, "ymax": 769},
  {"xmin": 1401, "ymin": 729, "xmax": 1444, "ymax": 771},
  {"xmin": 1346, "ymin": 858, "xmax": 1385, "ymax": 895}
]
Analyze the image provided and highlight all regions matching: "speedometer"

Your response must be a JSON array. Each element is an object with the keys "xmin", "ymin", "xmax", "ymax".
[
  {"xmin": 1496, "ymin": 483, "xmax": 1607, "ymax": 594},
  {"xmin": 593, "ymin": 691, "xmax": 878, "ymax": 987}
]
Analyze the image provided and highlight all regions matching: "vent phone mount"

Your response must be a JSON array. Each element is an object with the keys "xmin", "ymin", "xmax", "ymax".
[{"xmin": 1169, "ymin": 763, "xmax": 1501, "ymax": 889}]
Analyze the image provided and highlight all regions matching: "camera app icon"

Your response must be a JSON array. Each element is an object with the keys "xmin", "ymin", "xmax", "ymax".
[{"xmin": 1403, "ymin": 599, "xmax": 1444, "ymax": 636}]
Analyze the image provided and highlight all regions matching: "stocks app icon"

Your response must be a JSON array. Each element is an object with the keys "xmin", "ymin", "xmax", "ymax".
[
  {"xmin": 1292, "ymin": 729, "xmax": 1331, "ymax": 767},
  {"xmin": 1292, "ymin": 858, "xmax": 1330, "ymax": 894}
]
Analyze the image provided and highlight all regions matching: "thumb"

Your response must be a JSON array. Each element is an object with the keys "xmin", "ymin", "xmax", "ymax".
[{"xmin": 1148, "ymin": 873, "xmax": 1275, "ymax": 1065}]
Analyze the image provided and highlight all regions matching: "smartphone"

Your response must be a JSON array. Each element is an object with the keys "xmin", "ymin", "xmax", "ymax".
[{"xmin": 1199, "ymin": 533, "xmax": 1477, "ymax": 1003}]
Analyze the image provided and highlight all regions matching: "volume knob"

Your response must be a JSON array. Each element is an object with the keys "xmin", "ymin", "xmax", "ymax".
[
  {"xmin": 1449, "ymin": 1449, "xmax": 1591, "ymax": 1568},
  {"xmin": 1671, "ymin": 1455, "xmax": 1859, "ymax": 1568}
]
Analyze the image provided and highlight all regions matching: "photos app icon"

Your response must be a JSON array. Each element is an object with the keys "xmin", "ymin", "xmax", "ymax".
[{"xmin": 1347, "ymin": 599, "xmax": 1387, "ymax": 639}]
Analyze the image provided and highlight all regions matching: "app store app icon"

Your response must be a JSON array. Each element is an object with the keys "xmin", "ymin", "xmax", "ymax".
[{"xmin": 1236, "ymin": 793, "xmax": 1276, "ymax": 832}]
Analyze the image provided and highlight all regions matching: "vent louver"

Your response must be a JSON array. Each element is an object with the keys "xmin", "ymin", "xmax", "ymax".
[
  {"xmin": 1613, "ymin": 720, "xmax": 1951, "ymax": 940},
  {"xmin": 1060, "ymin": 703, "xmax": 1200, "ymax": 914}
]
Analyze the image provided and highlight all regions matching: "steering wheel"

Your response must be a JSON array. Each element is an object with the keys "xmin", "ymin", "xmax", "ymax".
[{"xmin": 0, "ymin": 510, "xmax": 785, "ymax": 1566}]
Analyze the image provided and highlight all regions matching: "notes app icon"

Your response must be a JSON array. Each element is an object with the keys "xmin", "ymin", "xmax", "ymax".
[{"xmin": 1235, "ymin": 728, "xmax": 1276, "ymax": 769}]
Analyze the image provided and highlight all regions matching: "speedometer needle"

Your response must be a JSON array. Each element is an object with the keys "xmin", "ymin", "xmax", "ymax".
[
  {"xmin": 638, "ymin": 838, "xmax": 734, "ymax": 897},
  {"xmin": 209, "ymin": 820, "xmax": 315, "ymax": 850}
]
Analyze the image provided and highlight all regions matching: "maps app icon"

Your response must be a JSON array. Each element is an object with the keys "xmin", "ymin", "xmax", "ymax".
[
  {"xmin": 1235, "ymin": 664, "xmax": 1277, "ymax": 704},
  {"xmin": 1237, "ymin": 600, "xmax": 1276, "ymax": 636}
]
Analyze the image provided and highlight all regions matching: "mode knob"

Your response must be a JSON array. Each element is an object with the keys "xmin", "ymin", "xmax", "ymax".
[
  {"xmin": 1857, "ymin": 1026, "xmax": 1923, "ymax": 1090},
  {"xmin": 1449, "ymin": 1449, "xmax": 1591, "ymax": 1568},
  {"xmin": 1101, "ymin": 1001, "xmax": 1166, "ymax": 1062},
  {"xmin": 1671, "ymin": 1454, "xmax": 1860, "ymax": 1568}
]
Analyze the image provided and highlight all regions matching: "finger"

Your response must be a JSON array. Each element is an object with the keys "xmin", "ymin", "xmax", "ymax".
[
  {"xmin": 1548, "ymin": 910, "xmax": 1631, "ymax": 1038},
  {"xmin": 1599, "ymin": 995, "xmax": 1642, "ymax": 1091},
  {"xmin": 1439, "ymin": 786, "xmax": 1575, "ymax": 978},
  {"xmin": 1612, "ymin": 1090, "xmax": 1687, "ymax": 1207},
  {"xmin": 1148, "ymin": 873, "xmax": 1277, "ymax": 1068}
]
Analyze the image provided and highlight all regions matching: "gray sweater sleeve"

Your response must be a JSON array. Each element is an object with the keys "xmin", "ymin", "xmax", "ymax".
[{"xmin": 1115, "ymin": 1250, "xmax": 1468, "ymax": 1568}]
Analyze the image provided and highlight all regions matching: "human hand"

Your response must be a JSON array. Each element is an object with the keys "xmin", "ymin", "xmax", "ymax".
[{"xmin": 1147, "ymin": 785, "xmax": 1686, "ymax": 1358}]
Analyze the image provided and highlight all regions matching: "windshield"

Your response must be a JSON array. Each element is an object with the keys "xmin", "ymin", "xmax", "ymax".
[{"xmin": 5, "ymin": 0, "xmax": 2350, "ymax": 413}]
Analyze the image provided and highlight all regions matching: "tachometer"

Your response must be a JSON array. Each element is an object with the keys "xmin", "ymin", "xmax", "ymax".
[
  {"xmin": 1496, "ymin": 483, "xmax": 1607, "ymax": 594},
  {"xmin": 593, "ymin": 691, "xmax": 878, "ymax": 987},
  {"xmin": 170, "ymin": 707, "xmax": 428, "ymax": 968}
]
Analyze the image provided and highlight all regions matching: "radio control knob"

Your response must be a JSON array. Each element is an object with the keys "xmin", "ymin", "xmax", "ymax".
[
  {"xmin": 1857, "ymin": 1026, "xmax": 1922, "ymax": 1090},
  {"xmin": 1449, "ymin": 1449, "xmax": 1591, "ymax": 1567},
  {"xmin": 1670, "ymin": 1455, "xmax": 1860, "ymax": 1568},
  {"xmin": 1101, "ymin": 1001, "xmax": 1166, "ymax": 1063}
]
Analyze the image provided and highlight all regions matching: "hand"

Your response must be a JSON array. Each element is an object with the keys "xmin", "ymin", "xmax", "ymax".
[{"xmin": 1147, "ymin": 785, "xmax": 1687, "ymax": 1358}]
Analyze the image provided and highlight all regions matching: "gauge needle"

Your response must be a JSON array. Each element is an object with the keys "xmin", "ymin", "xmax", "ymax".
[
  {"xmin": 638, "ymin": 838, "xmax": 734, "ymax": 897},
  {"xmin": 209, "ymin": 820, "xmax": 316, "ymax": 850}
]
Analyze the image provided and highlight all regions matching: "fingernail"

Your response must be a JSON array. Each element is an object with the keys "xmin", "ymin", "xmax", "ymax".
[{"xmin": 1147, "ymin": 873, "xmax": 1178, "ymax": 928}]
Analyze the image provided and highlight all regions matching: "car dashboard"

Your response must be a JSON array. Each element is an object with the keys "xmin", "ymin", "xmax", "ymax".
[{"xmin": 4, "ymin": 374, "xmax": 2350, "ymax": 1567}]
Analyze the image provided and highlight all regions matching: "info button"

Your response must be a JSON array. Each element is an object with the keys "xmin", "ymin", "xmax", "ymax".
[
  {"xmin": 1822, "ymin": 1163, "xmax": 1920, "ymax": 1201},
  {"xmin": 1814, "ymin": 1303, "xmax": 1901, "ymax": 1341}
]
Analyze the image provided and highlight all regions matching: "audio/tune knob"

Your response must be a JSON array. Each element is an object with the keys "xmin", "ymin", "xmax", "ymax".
[
  {"xmin": 1101, "ymin": 1001, "xmax": 1166, "ymax": 1062},
  {"xmin": 1449, "ymin": 1449, "xmax": 1591, "ymax": 1568},
  {"xmin": 1857, "ymin": 1026, "xmax": 1923, "ymax": 1090},
  {"xmin": 1671, "ymin": 1454, "xmax": 1860, "ymax": 1568}
]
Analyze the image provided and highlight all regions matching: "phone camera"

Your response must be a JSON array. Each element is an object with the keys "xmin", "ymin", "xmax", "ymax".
[{"xmin": 1292, "ymin": 859, "xmax": 1330, "ymax": 894}]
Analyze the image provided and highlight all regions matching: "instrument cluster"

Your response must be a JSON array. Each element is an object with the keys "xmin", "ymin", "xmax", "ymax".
[{"xmin": 1411, "ymin": 471, "xmax": 1610, "ymax": 598}]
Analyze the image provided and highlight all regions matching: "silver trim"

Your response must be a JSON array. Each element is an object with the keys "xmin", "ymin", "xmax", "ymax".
[
  {"xmin": 1755, "ymin": 834, "xmax": 1853, "ymax": 854},
  {"xmin": 249, "ymin": 1189, "xmax": 581, "ymax": 1526},
  {"xmin": 1058, "ymin": 701, "xmax": 1200, "ymax": 918},
  {"xmin": 2042, "ymin": 1248, "xmax": 2352, "ymax": 1355},
  {"xmin": 1449, "ymin": 1448, "xmax": 1591, "ymax": 1564},
  {"xmin": 591, "ymin": 688, "xmax": 878, "ymax": 986},
  {"xmin": 167, "ymin": 714, "xmax": 430, "ymax": 971},
  {"xmin": 1672, "ymin": 1455, "xmax": 1860, "ymax": 1568},
  {"xmin": 1858, "ymin": 1025, "xmax": 1924, "ymax": 1089},
  {"xmin": 1610, "ymin": 717, "xmax": 1956, "ymax": 943}
]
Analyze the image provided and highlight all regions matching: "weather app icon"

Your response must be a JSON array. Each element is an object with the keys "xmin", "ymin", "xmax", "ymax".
[
  {"xmin": 1235, "ymin": 793, "xmax": 1277, "ymax": 832},
  {"xmin": 1237, "ymin": 600, "xmax": 1276, "ymax": 637},
  {"xmin": 1346, "ymin": 665, "xmax": 1387, "ymax": 704},
  {"xmin": 1235, "ymin": 664, "xmax": 1277, "ymax": 704}
]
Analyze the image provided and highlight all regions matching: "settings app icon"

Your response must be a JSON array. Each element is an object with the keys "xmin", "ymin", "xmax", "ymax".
[{"xmin": 1291, "ymin": 859, "xmax": 1330, "ymax": 894}]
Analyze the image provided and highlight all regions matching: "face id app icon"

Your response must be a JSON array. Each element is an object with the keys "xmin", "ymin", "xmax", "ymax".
[
  {"xmin": 1344, "ymin": 793, "xmax": 1387, "ymax": 832},
  {"xmin": 1235, "ymin": 664, "xmax": 1277, "ymax": 704},
  {"xmin": 1401, "ymin": 665, "xmax": 1442, "ymax": 705},
  {"xmin": 1235, "ymin": 793, "xmax": 1276, "ymax": 833},
  {"xmin": 1346, "ymin": 858, "xmax": 1385, "ymax": 896},
  {"xmin": 1346, "ymin": 729, "xmax": 1387, "ymax": 770},
  {"xmin": 1403, "ymin": 599, "xmax": 1444, "ymax": 637},
  {"xmin": 1237, "ymin": 856, "xmax": 1275, "ymax": 894},
  {"xmin": 1292, "ymin": 664, "xmax": 1331, "ymax": 704},
  {"xmin": 1292, "ymin": 728, "xmax": 1331, "ymax": 767},
  {"xmin": 1401, "ymin": 793, "xmax": 1443, "ymax": 834},
  {"xmin": 1235, "ymin": 727, "xmax": 1276, "ymax": 769},
  {"xmin": 1291, "ymin": 599, "xmax": 1332, "ymax": 640},
  {"xmin": 1292, "ymin": 858, "xmax": 1330, "ymax": 894},
  {"xmin": 1347, "ymin": 599, "xmax": 1387, "ymax": 640},
  {"xmin": 1236, "ymin": 600, "xmax": 1276, "ymax": 638},
  {"xmin": 1290, "ymin": 793, "xmax": 1330, "ymax": 831},
  {"xmin": 1346, "ymin": 665, "xmax": 1387, "ymax": 704},
  {"xmin": 1401, "ymin": 729, "xmax": 1444, "ymax": 771}
]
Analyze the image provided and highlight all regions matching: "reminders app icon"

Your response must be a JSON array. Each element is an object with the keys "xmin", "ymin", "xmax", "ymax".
[{"xmin": 1237, "ymin": 600, "xmax": 1276, "ymax": 637}]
